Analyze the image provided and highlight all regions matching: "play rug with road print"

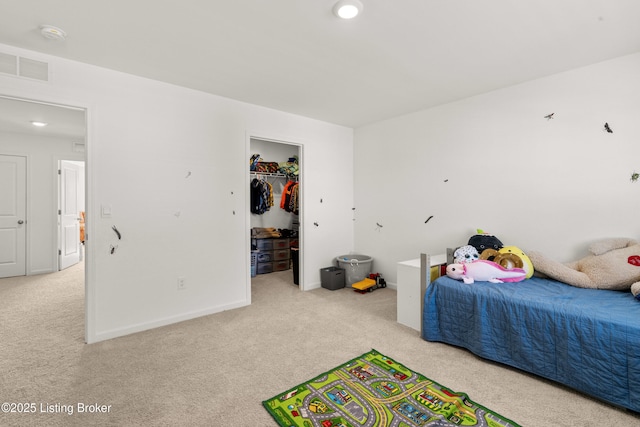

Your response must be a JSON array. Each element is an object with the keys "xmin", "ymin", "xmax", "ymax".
[{"xmin": 262, "ymin": 349, "xmax": 520, "ymax": 427}]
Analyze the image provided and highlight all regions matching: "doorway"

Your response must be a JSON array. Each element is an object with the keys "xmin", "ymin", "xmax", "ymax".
[
  {"xmin": 0, "ymin": 94, "xmax": 87, "ymax": 336},
  {"xmin": 249, "ymin": 136, "xmax": 303, "ymax": 290}
]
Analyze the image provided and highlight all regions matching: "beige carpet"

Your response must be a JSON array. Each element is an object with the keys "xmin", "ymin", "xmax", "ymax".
[{"xmin": 1, "ymin": 263, "xmax": 638, "ymax": 427}]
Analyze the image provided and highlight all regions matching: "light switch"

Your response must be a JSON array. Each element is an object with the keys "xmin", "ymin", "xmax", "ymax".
[{"xmin": 101, "ymin": 204, "xmax": 112, "ymax": 218}]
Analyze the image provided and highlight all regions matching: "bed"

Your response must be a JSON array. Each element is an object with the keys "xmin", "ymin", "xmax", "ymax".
[{"xmin": 419, "ymin": 253, "xmax": 640, "ymax": 413}]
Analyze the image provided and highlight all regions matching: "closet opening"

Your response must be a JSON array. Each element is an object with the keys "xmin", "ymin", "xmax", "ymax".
[{"xmin": 249, "ymin": 137, "xmax": 302, "ymax": 290}]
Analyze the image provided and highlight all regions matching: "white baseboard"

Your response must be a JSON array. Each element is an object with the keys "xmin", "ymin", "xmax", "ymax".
[{"xmin": 89, "ymin": 300, "xmax": 249, "ymax": 344}]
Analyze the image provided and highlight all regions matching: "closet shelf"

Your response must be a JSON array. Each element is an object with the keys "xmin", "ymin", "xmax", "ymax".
[{"xmin": 250, "ymin": 172, "xmax": 297, "ymax": 179}]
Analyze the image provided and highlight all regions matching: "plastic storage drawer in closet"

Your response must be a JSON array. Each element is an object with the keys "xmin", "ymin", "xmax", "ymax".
[{"xmin": 254, "ymin": 237, "xmax": 291, "ymax": 274}]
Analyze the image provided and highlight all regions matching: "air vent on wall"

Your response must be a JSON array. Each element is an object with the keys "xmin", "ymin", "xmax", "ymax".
[
  {"xmin": 0, "ymin": 51, "xmax": 50, "ymax": 82},
  {"xmin": 0, "ymin": 52, "xmax": 18, "ymax": 75},
  {"xmin": 19, "ymin": 57, "xmax": 49, "ymax": 81}
]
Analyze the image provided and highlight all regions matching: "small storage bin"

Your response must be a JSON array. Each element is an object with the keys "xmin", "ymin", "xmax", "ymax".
[
  {"xmin": 256, "ymin": 239, "xmax": 273, "ymax": 251},
  {"xmin": 273, "ymin": 260, "xmax": 290, "ymax": 271},
  {"xmin": 272, "ymin": 249, "xmax": 290, "ymax": 261},
  {"xmin": 320, "ymin": 267, "xmax": 345, "ymax": 290},
  {"xmin": 257, "ymin": 252, "xmax": 272, "ymax": 262},
  {"xmin": 273, "ymin": 239, "xmax": 290, "ymax": 249},
  {"xmin": 257, "ymin": 263, "xmax": 273, "ymax": 274}
]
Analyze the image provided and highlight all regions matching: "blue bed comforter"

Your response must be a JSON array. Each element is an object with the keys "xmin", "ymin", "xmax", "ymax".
[{"xmin": 423, "ymin": 275, "xmax": 640, "ymax": 412}]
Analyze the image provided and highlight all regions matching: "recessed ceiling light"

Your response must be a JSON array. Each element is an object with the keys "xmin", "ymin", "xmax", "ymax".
[
  {"xmin": 333, "ymin": 0, "xmax": 363, "ymax": 19},
  {"xmin": 40, "ymin": 25, "xmax": 67, "ymax": 41},
  {"xmin": 31, "ymin": 121, "xmax": 48, "ymax": 127}
]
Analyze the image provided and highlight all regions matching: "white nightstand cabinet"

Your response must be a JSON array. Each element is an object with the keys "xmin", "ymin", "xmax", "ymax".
[{"xmin": 396, "ymin": 253, "xmax": 447, "ymax": 332}]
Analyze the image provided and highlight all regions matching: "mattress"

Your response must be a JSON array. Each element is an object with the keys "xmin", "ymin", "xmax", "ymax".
[{"xmin": 422, "ymin": 275, "xmax": 640, "ymax": 412}]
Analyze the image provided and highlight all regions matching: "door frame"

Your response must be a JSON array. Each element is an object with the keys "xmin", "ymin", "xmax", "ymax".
[
  {"xmin": 246, "ymin": 132, "xmax": 304, "ymax": 295},
  {"xmin": 57, "ymin": 159, "xmax": 85, "ymax": 270}
]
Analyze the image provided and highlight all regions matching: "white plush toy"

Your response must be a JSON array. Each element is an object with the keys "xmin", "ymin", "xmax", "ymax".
[{"xmin": 453, "ymin": 245, "xmax": 480, "ymax": 264}]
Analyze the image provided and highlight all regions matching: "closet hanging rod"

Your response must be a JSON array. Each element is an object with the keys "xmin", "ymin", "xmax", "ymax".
[{"xmin": 250, "ymin": 172, "xmax": 297, "ymax": 180}]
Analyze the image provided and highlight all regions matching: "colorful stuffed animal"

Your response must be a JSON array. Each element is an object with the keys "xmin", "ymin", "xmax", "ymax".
[
  {"xmin": 446, "ymin": 260, "xmax": 527, "ymax": 284},
  {"xmin": 527, "ymin": 238, "xmax": 640, "ymax": 299},
  {"xmin": 480, "ymin": 245, "xmax": 535, "ymax": 279},
  {"xmin": 468, "ymin": 230, "xmax": 503, "ymax": 261},
  {"xmin": 453, "ymin": 245, "xmax": 479, "ymax": 264}
]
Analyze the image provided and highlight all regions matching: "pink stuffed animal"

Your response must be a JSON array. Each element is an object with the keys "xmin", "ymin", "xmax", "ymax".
[{"xmin": 446, "ymin": 260, "xmax": 527, "ymax": 284}]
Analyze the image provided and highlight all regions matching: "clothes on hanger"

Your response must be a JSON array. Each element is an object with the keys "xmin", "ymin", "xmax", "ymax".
[
  {"xmin": 250, "ymin": 177, "xmax": 274, "ymax": 215},
  {"xmin": 289, "ymin": 182, "xmax": 299, "ymax": 215},
  {"xmin": 280, "ymin": 180, "xmax": 299, "ymax": 215}
]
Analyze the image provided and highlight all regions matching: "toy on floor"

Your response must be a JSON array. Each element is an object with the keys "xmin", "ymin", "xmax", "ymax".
[
  {"xmin": 528, "ymin": 237, "xmax": 640, "ymax": 300},
  {"xmin": 352, "ymin": 273, "xmax": 386, "ymax": 293}
]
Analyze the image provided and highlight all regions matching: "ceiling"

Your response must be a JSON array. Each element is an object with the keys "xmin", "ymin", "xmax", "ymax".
[
  {"xmin": 0, "ymin": 0, "xmax": 639, "ymax": 130},
  {"xmin": 0, "ymin": 96, "xmax": 85, "ymax": 140}
]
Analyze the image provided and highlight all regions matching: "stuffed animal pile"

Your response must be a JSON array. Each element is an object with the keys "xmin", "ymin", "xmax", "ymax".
[
  {"xmin": 447, "ymin": 230, "xmax": 532, "ymax": 284},
  {"xmin": 447, "ymin": 230, "xmax": 640, "ymax": 300}
]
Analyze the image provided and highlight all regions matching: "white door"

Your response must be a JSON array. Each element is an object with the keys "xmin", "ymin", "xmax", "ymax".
[
  {"xmin": 0, "ymin": 155, "xmax": 27, "ymax": 278},
  {"xmin": 59, "ymin": 160, "xmax": 81, "ymax": 270}
]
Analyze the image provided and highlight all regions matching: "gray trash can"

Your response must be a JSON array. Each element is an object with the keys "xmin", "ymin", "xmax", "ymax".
[{"xmin": 336, "ymin": 254, "xmax": 373, "ymax": 286}]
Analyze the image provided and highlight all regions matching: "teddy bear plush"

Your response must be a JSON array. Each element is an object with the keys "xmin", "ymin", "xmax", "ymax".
[{"xmin": 527, "ymin": 237, "xmax": 640, "ymax": 299}]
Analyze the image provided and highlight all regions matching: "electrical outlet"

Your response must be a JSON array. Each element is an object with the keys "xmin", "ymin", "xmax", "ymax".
[{"xmin": 177, "ymin": 276, "xmax": 186, "ymax": 290}]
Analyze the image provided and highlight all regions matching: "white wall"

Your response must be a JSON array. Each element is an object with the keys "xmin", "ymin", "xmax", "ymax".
[
  {"xmin": 354, "ymin": 53, "xmax": 640, "ymax": 284},
  {"xmin": 0, "ymin": 43, "xmax": 354, "ymax": 343},
  {"xmin": 0, "ymin": 131, "xmax": 84, "ymax": 274}
]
